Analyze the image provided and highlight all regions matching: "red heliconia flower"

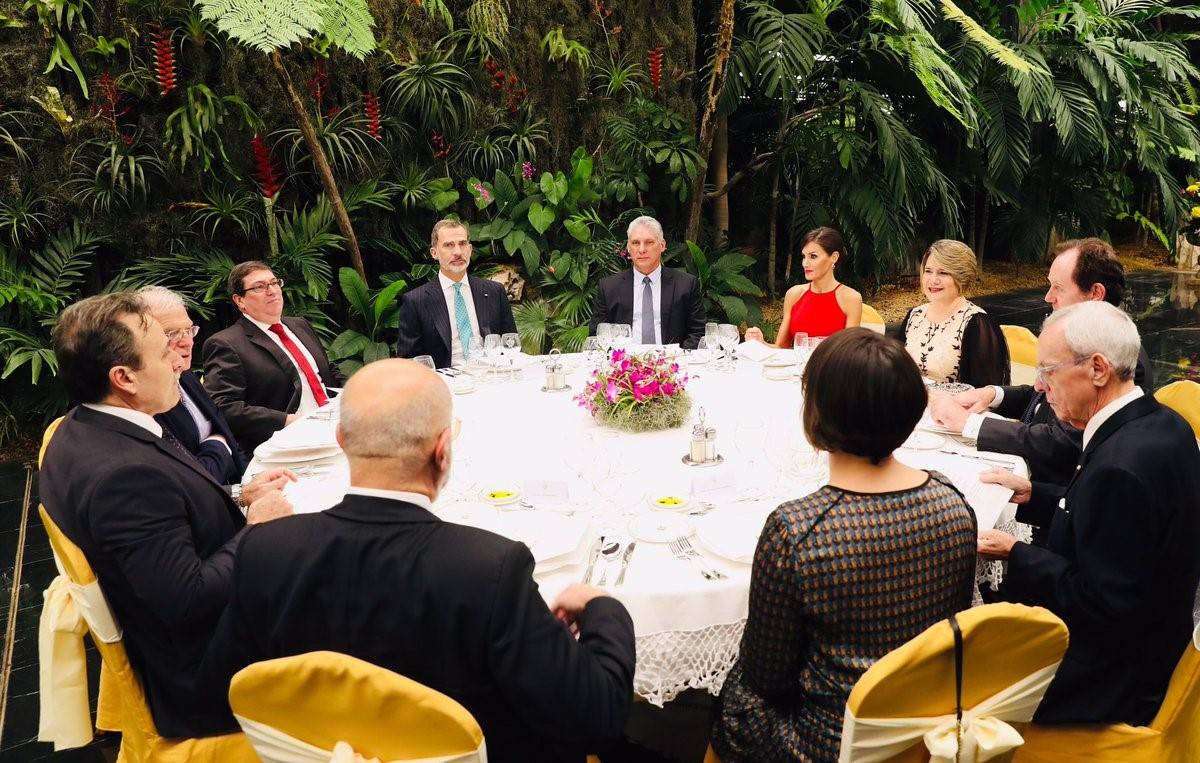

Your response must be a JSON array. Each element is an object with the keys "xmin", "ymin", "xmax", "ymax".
[
  {"xmin": 363, "ymin": 92, "xmax": 381, "ymax": 139},
  {"xmin": 250, "ymin": 134, "xmax": 283, "ymax": 200},
  {"xmin": 649, "ymin": 46, "xmax": 664, "ymax": 91},
  {"xmin": 431, "ymin": 132, "xmax": 451, "ymax": 160},
  {"xmin": 151, "ymin": 24, "xmax": 177, "ymax": 95}
]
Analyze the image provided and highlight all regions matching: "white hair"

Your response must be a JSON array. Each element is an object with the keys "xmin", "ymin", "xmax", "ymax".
[
  {"xmin": 1042, "ymin": 301, "xmax": 1139, "ymax": 381},
  {"xmin": 627, "ymin": 215, "xmax": 664, "ymax": 242},
  {"xmin": 136, "ymin": 285, "xmax": 187, "ymax": 313}
]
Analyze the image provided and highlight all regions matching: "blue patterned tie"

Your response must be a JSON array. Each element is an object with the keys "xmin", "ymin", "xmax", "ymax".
[{"xmin": 453, "ymin": 282, "xmax": 473, "ymax": 359}]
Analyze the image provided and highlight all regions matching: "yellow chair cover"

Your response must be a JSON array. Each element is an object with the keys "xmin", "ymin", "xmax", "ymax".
[
  {"xmin": 839, "ymin": 603, "xmax": 1068, "ymax": 763},
  {"xmin": 1001, "ymin": 325, "xmax": 1038, "ymax": 386},
  {"xmin": 1155, "ymin": 380, "xmax": 1200, "ymax": 441},
  {"xmin": 1013, "ymin": 623, "xmax": 1200, "ymax": 763},
  {"xmin": 861, "ymin": 304, "xmax": 886, "ymax": 334},
  {"xmin": 36, "ymin": 417, "xmax": 254, "ymax": 762},
  {"xmin": 228, "ymin": 651, "xmax": 487, "ymax": 763}
]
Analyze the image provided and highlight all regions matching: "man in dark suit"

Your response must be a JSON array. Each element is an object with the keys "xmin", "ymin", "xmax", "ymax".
[
  {"xmin": 977, "ymin": 301, "xmax": 1200, "ymax": 726},
  {"xmin": 396, "ymin": 219, "xmax": 517, "ymax": 369},
  {"xmin": 203, "ymin": 261, "xmax": 346, "ymax": 455},
  {"xmin": 204, "ymin": 359, "xmax": 636, "ymax": 762},
  {"xmin": 931, "ymin": 238, "xmax": 1154, "ymax": 490},
  {"xmin": 588, "ymin": 215, "xmax": 706, "ymax": 349},
  {"xmin": 39, "ymin": 293, "xmax": 293, "ymax": 739}
]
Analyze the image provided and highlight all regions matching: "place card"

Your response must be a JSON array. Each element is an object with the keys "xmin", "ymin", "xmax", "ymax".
[
  {"xmin": 522, "ymin": 479, "xmax": 571, "ymax": 506},
  {"xmin": 691, "ymin": 470, "xmax": 737, "ymax": 501}
]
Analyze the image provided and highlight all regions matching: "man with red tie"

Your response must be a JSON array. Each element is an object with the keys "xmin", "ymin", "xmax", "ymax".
[{"xmin": 203, "ymin": 261, "xmax": 346, "ymax": 455}]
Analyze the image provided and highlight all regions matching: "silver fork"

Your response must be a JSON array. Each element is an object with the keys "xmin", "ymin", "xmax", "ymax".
[{"xmin": 669, "ymin": 536, "xmax": 726, "ymax": 580}]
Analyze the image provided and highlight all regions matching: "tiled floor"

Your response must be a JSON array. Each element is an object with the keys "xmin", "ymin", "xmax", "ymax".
[{"xmin": 2, "ymin": 269, "xmax": 1196, "ymax": 761}]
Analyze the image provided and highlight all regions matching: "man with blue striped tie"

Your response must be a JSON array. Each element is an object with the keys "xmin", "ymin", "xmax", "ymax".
[{"xmin": 396, "ymin": 219, "xmax": 517, "ymax": 369}]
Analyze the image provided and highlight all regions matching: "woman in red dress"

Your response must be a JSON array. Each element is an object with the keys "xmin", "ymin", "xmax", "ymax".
[{"xmin": 746, "ymin": 227, "xmax": 862, "ymax": 346}]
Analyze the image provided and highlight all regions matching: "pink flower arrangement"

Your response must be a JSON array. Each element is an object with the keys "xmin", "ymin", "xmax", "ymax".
[{"xmin": 575, "ymin": 350, "xmax": 693, "ymax": 431}]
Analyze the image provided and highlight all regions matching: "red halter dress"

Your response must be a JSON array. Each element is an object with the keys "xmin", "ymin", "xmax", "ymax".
[{"xmin": 784, "ymin": 283, "xmax": 848, "ymax": 344}]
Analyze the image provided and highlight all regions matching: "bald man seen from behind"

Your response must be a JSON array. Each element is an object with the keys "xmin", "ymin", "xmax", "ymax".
[{"xmin": 202, "ymin": 359, "xmax": 637, "ymax": 762}]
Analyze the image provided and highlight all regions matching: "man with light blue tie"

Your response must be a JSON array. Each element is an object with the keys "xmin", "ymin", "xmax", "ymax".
[
  {"xmin": 588, "ymin": 215, "xmax": 706, "ymax": 348},
  {"xmin": 396, "ymin": 219, "xmax": 517, "ymax": 369}
]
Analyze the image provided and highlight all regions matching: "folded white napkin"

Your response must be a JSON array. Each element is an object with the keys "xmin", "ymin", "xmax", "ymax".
[{"xmin": 736, "ymin": 340, "xmax": 776, "ymax": 363}]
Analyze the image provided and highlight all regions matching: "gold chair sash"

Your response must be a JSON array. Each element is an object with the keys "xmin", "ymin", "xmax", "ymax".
[
  {"xmin": 838, "ymin": 661, "xmax": 1061, "ymax": 763},
  {"xmin": 235, "ymin": 716, "xmax": 487, "ymax": 763},
  {"xmin": 37, "ymin": 572, "xmax": 123, "ymax": 750}
]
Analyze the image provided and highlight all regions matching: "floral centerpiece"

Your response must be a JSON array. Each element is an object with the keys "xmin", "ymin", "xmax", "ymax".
[
  {"xmin": 1184, "ymin": 181, "xmax": 1200, "ymax": 245},
  {"xmin": 575, "ymin": 349, "xmax": 692, "ymax": 432}
]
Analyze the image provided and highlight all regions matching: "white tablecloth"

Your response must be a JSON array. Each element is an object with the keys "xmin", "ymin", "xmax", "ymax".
[{"xmin": 247, "ymin": 352, "xmax": 1029, "ymax": 706}]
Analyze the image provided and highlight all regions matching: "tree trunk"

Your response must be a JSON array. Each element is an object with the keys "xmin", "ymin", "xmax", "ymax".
[
  {"xmin": 268, "ymin": 50, "xmax": 366, "ymax": 280},
  {"xmin": 784, "ymin": 179, "xmax": 800, "ymax": 284},
  {"xmin": 263, "ymin": 195, "xmax": 279, "ymax": 261},
  {"xmin": 767, "ymin": 169, "xmax": 781, "ymax": 299},
  {"xmin": 712, "ymin": 116, "xmax": 730, "ymax": 247},
  {"xmin": 684, "ymin": 0, "xmax": 736, "ymax": 244}
]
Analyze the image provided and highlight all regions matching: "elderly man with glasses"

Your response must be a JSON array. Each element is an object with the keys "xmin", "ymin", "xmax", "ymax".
[
  {"xmin": 202, "ymin": 261, "xmax": 346, "ymax": 454},
  {"xmin": 977, "ymin": 301, "xmax": 1200, "ymax": 727}
]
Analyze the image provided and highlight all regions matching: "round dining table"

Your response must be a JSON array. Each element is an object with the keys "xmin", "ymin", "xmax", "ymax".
[{"xmin": 246, "ymin": 348, "xmax": 1029, "ymax": 707}]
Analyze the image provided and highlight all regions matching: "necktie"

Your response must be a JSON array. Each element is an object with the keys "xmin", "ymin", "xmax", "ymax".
[
  {"xmin": 268, "ymin": 323, "xmax": 330, "ymax": 407},
  {"xmin": 453, "ymin": 282, "xmax": 473, "ymax": 359},
  {"xmin": 641, "ymin": 276, "xmax": 655, "ymax": 344},
  {"xmin": 161, "ymin": 426, "xmax": 197, "ymax": 463},
  {"xmin": 1020, "ymin": 391, "xmax": 1045, "ymax": 424}
]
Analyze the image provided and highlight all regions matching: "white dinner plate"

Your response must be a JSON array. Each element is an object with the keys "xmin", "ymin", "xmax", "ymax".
[
  {"xmin": 762, "ymin": 351, "xmax": 795, "ymax": 368},
  {"xmin": 628, "ymin": 513, "xmax": 692, "ymax": 544},
  {"xmin": 266, "ymin": 419, "xmax": 339, "ymax": 450},
  {"xmin": 903, "ymin": 431, "xmax": 945, "ymax": 450},
  {"xmin": 255, "ymin": 445, "xmax": 343, "ymax": 464},
  {"xmin": 694, "ymin": 510, "xmax": 766, "ymax": 564},
  {"xmin": 494, "ymin": 512, "xmax": 590, "ymax": 566}
]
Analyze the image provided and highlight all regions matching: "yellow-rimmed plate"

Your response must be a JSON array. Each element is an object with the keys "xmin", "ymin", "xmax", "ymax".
[
  {"xmin": 481, "ymin": 487, "xmax": 521, "ymax": 506},
  {"xmin": 646, "ymin": 494, "xmax": 691, "ymax": 512}
]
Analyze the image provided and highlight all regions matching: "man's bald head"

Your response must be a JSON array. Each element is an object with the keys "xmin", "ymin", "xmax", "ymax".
[{"xmin": 338, "ymin": 359, "xmax": 453, "ymax": 480}]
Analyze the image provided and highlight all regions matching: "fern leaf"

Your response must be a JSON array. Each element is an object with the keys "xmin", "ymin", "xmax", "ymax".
[
  {"xmin": 198, "ymin": 0, "xmax": 323, "ymax": 52},
  {"xmin": 317, "ymin": 0, "xmax": 376, "ymax": 59},
  {"xmin": 940, "ymin": 0, "xmax": 1037, "ymax": 75}
]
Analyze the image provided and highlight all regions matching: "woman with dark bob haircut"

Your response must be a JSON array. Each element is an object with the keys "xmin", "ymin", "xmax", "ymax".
[{"xmin": 711, "ymin": 329, "xmax": 978, "ymax": 762}]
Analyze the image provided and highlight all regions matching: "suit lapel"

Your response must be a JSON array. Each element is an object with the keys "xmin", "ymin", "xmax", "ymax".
[
  {"xmin": 242, "ymin": 317, "xmax": 301, "ymax": 396},
  {"xmin": 1064, "ymin": 394, "xmax": 1158, "ymax": 499},
  {"xmin": 425, "ymin": 280, "xmax": 453, "ymax": 354},
  {"xmin": 468, "ymin": 275, "xmax": 493, "ymax": 336},
  {"xmin": 659, "ymin": 267, "xmax": 677, "ymax": 344},
  {"xmin": 616, "ymin": 270, "xmax": 636, "ymax": 324}
]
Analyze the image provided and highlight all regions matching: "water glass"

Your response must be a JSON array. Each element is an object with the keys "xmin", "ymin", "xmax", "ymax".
[
  {"xmin": 582, "ymin": 336, "xmax": 604, "ymax": 366},
  {"xmin": 413, "ymin": 355, "xmax": 436, "ymax": 370},
  {"xmin": 793, "ymin": 332, "xmax": 809, "ymax": 379},
  {"xmin": 735, "ymin": 417, "xmax": 767, "ymax": 497},
  {"xmin": 718, "ymin": 324, "xmax": 739, "ymax": 371},
  {"xmin": 612, "ymin": 324, "xmax": 632, "ymax": 353}
]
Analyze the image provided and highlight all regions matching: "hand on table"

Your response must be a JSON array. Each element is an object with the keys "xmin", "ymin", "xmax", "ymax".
[
  {"xmin": 978, "ymin": 529, "xmax": 1018, "ymax": 560},
  {"xmin": 242, "ymin": 468, "xmax": 298, "ymax": 505},
  {"xmin": 954, "ymin": 386, "xmax": 997, "ymax": 413},
  {"xmin": 980, "ymin": 468, "xmax": 1031, "ymax": 504},
  {"xmin": 550, "ymin": 583, "xmax": 610, "ymax": 635},
  {"xmin": 285, "ymin": 414, "xmax": 298, "ymax": 426},
  {"xmin": 743, "ymin": 327, "xmax": 765, "ymax": 344},
  {"xmin": 245, "ymin": 489, "xmax": 293, "ymax": 524},
  {"xmin": 928, "ymin": 395, "xmax": 971, "ymax": 433}
]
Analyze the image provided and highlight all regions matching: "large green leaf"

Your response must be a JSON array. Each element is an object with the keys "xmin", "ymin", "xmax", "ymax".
[
  {"xmin": 372, "ymin": 278, "xmax": 407, "ymax": 329},
  {"xmin": 338, "ymin": 266, "xmax": 371, "ymax": 319},
  {"xmin": 716, "ymin": 294, "xmax": 749, "ymax": 325},
  {"xmin": 519, "ymin": 238, "xmax": 541, "ymax": 274},
  {"xmin": 502, "ymin": 229, "xmax": 527, "ymax": 256},
  {"xmin": 527, "ymin": 202, "xmax": 554, "ymax": 234},
  {"xmin": 564, "ymin": 216, "xmax": 591, "ymax": 243},
  {"xmin": 330, "ymin": 329, "xmax": 370, "ymax": 360}
]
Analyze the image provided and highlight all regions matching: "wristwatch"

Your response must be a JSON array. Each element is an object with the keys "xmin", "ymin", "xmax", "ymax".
[{"xmin": 230, "ymin": 483, "xmax": 247, "ymax": 508}]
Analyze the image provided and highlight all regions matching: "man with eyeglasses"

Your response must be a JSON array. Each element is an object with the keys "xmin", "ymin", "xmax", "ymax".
[
  {"xmin": 139, "ymin": 287, "xmax": 295, "ymax": 504},
  {"xmin": 202, "ymin": 261, "xmax": 346, "ymax": 454},
  {"xmin": 976, "ymin": 301, "xmax": 1199, "ymax": 727}
]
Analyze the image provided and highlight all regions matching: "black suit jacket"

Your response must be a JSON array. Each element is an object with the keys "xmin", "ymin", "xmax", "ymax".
[
  {"xmin": 203, "ymin": 495, "xmax": 636, "ymax": 762},
  {"xmin": 588, "ymin": 268, "xmax": 707, "ymax": 349},
  {"xmin": 155, "ymin": 371, "xmax": 247, "ymax": 485},
  {"xmin": 977, "ymin": 344, "xmax": 1155, "ymax": 487},
  {"xmin": 202, "ymin": 316, "xmax": 346, "ymax": 455},
  {"xmin": 1002, "ymin": 394, "xmax": 1200, "ymax": 725},
  {"xmin": 395, "ymin": 275, "xmax": 517, "ymax": 369},
  {"xmin": 39, "ymin": 406, "xmax": 246, "ymax": 737}
]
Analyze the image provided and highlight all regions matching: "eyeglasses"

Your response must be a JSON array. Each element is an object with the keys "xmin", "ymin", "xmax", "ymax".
[
  {"xmin": 241, "ymin": 278, "xmax": 284, "ymax": 295},
  {"xmin": 165, "ymin": 325, "xmax": 200, "ymax": 342},
  {"xmin": 1035, "ymin": 356, "xmax": 1089, "ymax": 383}
]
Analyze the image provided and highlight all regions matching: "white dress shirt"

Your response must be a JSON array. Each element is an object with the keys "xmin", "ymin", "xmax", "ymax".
[
  {"xmin": 1081, "ymin": 386, "xmax": 1143, "ymax": 451},
  {"xmin": 245, "ymin": 315, "xmax": 327, "ymax": 417},
  {"xmin": 82, "ymin": 403, "xmax": 162, "ymax": 437},
  {"xmin": 439, "ymin": 272, "xmax": 480, "ymax": 368},
  {"xmin": 630, "ymin": 266, "xmax": 663, "ymax": 345},
  {"xmin": 345, "ymin": 487, "xmax": 434, "ymax": 511}
]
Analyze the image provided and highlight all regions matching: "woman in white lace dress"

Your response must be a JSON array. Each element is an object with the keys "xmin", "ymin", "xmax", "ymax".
[{"xmin": 892, "ymin": 239, "xmax": 1009, "ymax": 387}]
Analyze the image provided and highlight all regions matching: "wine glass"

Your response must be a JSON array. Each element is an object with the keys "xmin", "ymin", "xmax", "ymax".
[
  {"xmin": 612, "ymin": 324, "xmax": 632, "ymax": 353},
  {"xmin": 501, "ymin": 333, "xmax": 520, "ymax": 380},
  {"xmin": 735, "ymin": 417, "xmax": 767, "ymax": 498},
  {"xmin": 582, "ymin": 336, "xmax": 604, "ymax": 366},
  {"xmin": 482, "ymin": 334, "xmax": 502, "ymax": 382},
  {"xmin": 413, "ymin": 355, "xmax": 436, "ymax": 370},
  {"xmin": 464, "ymin": 336, "xmax": 485, "ymax": 376},
  {"xmin": 596, "ymin": 323, "xmax": 615, "ymax": 352},
  {"xmin": 792, "ymin": 332, "xmax": 809, "ymax": 380},
  {"xmin": 718, "ymin": 324, "xmax": 739, "ymax": 371},
  {"xmin": 705, "ymin": 322, "xmax": 719, "ymax": 343}
]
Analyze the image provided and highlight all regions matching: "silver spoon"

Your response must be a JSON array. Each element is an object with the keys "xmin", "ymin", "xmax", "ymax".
[{"xmin": 594, "ymin": 540, "xmax": 623, "ymax": 586}]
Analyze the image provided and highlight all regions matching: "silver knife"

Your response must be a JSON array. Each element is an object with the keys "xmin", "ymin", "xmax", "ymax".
[
  {"xmin": 614, "ymin": 541, "xmax": 637, "ymax": 586},
  {"xmin": 581, "ymin": 535, "xmax": 605, "ymax": 584}
]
